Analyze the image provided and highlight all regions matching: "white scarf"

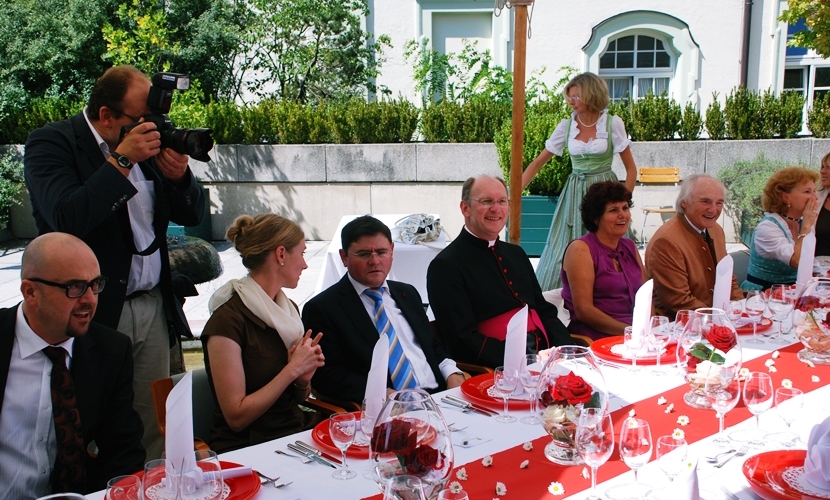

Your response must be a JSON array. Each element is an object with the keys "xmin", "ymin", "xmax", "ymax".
[{"xmin": 208, "ymin": 275, "xmax": 304, "ymax": 348}]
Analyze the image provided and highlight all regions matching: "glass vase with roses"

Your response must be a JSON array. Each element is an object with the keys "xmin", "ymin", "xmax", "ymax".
[
  {"xmin": 369, "ymin": 389, "xmax": 453, "ymax": 499},
  {"xmin": 676, "ymin": 308, "xmax": 742, "ymax": 410},
  {"xmin": 792, "ymin": 278, "xmax": 830, "ymax": 365},
  {"xmin": 536, "ymin": 346, "xmax": 609, "ymax": 465}
]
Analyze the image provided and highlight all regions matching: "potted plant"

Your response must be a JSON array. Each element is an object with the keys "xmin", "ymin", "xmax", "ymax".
[
  {"xmin": 718, "ymin": 153, "xmax": 806, "ymax": 246},
  {"xmin": 495, "ymin": 98, "xmax": 571, "ymax": 256}
]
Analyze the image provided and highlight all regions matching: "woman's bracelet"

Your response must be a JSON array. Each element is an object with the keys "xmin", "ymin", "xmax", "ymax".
[
  {"xmin": 293, "ymin": 380, "xmax": 311, "ymax": 391},
  {"xmin": 798, "ymin": 232, "xmax": 809, "ymax": 240}
]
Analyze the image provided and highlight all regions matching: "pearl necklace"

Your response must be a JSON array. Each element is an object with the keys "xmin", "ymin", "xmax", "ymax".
[
  {"xmin": 576, "ymin": 113, "xmax": 600, "ymax": 128},
  {"xmin": 780, "ymin": 213, "xmax": 802, "ymax": 223}
]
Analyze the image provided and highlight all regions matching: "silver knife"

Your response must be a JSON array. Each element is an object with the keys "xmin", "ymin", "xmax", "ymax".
[
  {"xmin": 286, "ymin": 443, "xmax": 337, "ymax": 469},
  {"xmin": 294, "ymin": 440, "xmax": 342, "ymax": 465},
  {"xmin": 443, "ymin": 395, "xmax": 497, "ymax": 416}
]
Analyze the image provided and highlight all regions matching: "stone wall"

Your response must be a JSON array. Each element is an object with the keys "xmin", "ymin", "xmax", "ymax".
[{"xmin": 7, "ymin": 138, "xmax": 830, "ymax": 243}]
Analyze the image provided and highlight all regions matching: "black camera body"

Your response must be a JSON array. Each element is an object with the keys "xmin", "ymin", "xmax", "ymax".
[{"xmin": 122, "ymin": 72, "xmax": 214, "ymax": 162}]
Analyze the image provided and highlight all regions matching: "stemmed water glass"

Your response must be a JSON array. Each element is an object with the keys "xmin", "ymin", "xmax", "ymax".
[
  {"xmin": 770, "ymin": 387, "xmax": 805, "ymax": 447},
  {"xmin": 607, "ymin": 418, "xmax": 653, "ymax": 500},
  {"xmin": 725, "ymin": 300, "xmax": 744, "ymax": 326},
  {"xmin": 106, "ymin": 475, "xmax": 141, "ymax": 500},
  {"xmin": 329, "ymin": 413, "xmax": 357, "ymax": 479},
  {"xmin": 494, "ymin": 366, "xmax": 518, "ymax": 423},
  {"xmin": 623, "ymin": 326, "xmax": 644, "ymax": 370},
  {"xmin": 519, "ymin": 354, "xmax": 541, "ymax": 425},
  {"xmin": 383, "ymin": 475, "xmax": 428, "ymax": 500},
  {"xmin": 575, "ymin": 408, "xmax": 615, "ymax": 500},
  {"xmin": 361, "ymin": 397, "xmax": 384, "ymax": 479},
  {"xmin": 767, "ymin": 284, "xmax": 794, "ymax": 344},
  {"xmin": 656, "ymin": 435, "xmax": 688, "ymax": 483},
  {"xmin": 704, "ymin": 377, "xmax": 741, "ymax": 448},
  {"xmin": 744, "ymin": 291, "xmax": 767, "ymax": 344},
  {"xmin": 648, "ymin": 316, "xmax": 671, "ymax": 375},
  {"xmin": 743, "ymin": 372, "xmax": 773, "ymax": 448}
]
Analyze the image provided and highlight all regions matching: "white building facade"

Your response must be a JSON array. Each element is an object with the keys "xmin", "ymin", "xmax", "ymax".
[{"xmin": 366, "ymin": 0, "xmax": 829, "ymax": 112}]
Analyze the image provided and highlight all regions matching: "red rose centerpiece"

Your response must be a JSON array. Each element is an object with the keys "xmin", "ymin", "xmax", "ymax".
[
  {"xmin": 792, "ymin": 278, "xmax": 830, "ymax": 365},
  {"xmin": 676, "ymin": 308, "xmax": 742, "ymax": 410},
  {"xmin": 537, "ymin": 346, "xmax": 608, "ymax": 465},
  {"xmin": 370, "ymin": 389, "xmax": 453, "ymax": 499}
]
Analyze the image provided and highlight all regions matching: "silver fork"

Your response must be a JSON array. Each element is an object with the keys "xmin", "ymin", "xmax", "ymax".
[
  {"xmin": 275, "ymin": 449, "xmax": 312, "ymax": 463},
  {"xmin": 448, "ymin": 424, "xmax": 468, "ymax": 432},
  {"xmin": 715, "ymin": 444, "xmax": 749, "ymax": 468},
  {"xmin": 255, "ymin": 471, "xmax": 280, "ymax": 486},
  {"xmin": 718, "ymin": 485, "xmax": 740, "ymax": 500},
  {"xmin": 273, "ymin": 480, "xmax": 294, "ymax": 489}
]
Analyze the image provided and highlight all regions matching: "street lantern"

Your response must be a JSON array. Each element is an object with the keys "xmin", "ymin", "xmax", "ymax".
[{"xmin": 495, "ymin": 0, "xmax": 535, "ymax": 244}]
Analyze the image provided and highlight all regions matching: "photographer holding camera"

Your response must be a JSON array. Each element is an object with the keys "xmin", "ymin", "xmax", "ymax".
[{"xmin": 24, "ymin": 65, "xmax": 206, "ymax": 460}]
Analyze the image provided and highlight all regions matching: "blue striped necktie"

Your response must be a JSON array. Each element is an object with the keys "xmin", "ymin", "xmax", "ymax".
[{"xmin": 363, "ymin": 288, "xmax": 417, "ymax": 390}]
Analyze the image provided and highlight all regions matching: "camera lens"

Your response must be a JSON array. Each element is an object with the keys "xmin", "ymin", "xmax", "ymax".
[{"xmin": 163, "ymin": 127, "xmax": 214, "ymax": 161}]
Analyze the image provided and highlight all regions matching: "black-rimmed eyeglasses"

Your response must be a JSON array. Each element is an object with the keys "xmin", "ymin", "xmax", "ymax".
[{"xmin": 28, "ymin": 277, "xmax": 108, "ymax": 298}]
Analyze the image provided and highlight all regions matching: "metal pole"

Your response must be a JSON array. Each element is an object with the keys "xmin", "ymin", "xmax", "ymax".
[{"xmin": 508, "ymin": 4, "xmax": 528, "ymax": 244}]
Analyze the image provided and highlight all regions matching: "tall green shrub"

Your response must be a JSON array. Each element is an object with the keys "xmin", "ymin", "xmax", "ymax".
[
  {"xmin": 274, "ymin": 101, "xmax": 328, "ymax": 144},
  {"xmin": 679, "ymin": 102, "xmax": 703, "ymax": 140},
  {"xmin": 628, "ymin": 91, "xmax": 681, "ymax": 141},
  {"xmin": 204, "ymin": 100, "xmax": 244, "ymax": 144},
  {"xmin": 725, "ymin": 86, "xmax": 763, "ymax": 139},
  {"xmin": 778, "ymin": 90, "xmax": 806, "ymax": 138},
  {"xmin": 422, "ymin": 99, "xmax": 509, "ymax": 143},
  {"xmin": 0, "ymin": 148, "xmax": 25, "ymax": 230},
  {"xmin": 809, "ymin": 93, "xmax": 830, "ymax": 138},
  {"xmin": 705, "ymin": 92, "xmax": 727, "ymax": 140}
]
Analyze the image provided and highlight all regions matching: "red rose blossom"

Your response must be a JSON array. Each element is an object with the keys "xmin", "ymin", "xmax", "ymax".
[
  {"xmin": 550, "ymin": 371, "xmax": 593, "ymax": 405},
  {"xmin": 405, "ymin": 445, "xmax": 441, "ymax": 474},
  {"xmin": 371, "ymin": 419, "xmax": 416, "ymax": 455},
  {"xmin": 706, "ymin": 324, "xmax": 736, "ymax": 352},
  {"xmin": 796, "ymin": 296, "xmax": 820, "ymax": 312}
]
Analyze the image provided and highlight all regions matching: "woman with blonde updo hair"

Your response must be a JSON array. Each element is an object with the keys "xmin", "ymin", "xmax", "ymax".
[
  {"xmin": 743, "ymin": 166, "xmax": 820, "ymax": 290},
  {"xmin": 200, "ymin": 214, "xmax": 325, "ymax": 453}
]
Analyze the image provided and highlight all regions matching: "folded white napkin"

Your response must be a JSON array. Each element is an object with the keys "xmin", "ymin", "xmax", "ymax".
[
  {"xmin": 804, "ymin": 414, "xmax": 830, "ymax": 490},
  {"xmin": 504, "ymin": 306, "xmax": 527, "ymax": 377},
  {"xmin": 166, "ymin": 371, "xmax": 196, "ymax": 478},
  {"xmin": 364, "ymin": 334, "xmax": 389, "ymax": 416},
  {"xmin": 797, "ymin": 233, "xmax": 817, "ymax": 294},
  {"xmin": 631, "ymin": 279, "xmax": 654, "ymax": 339},
  {"xmin": 661, "ymin": 458, "xmax": 700, "ymax": 500},
  {"xmin": 712, "ymin": 255, "xmax": 733, "ymax": 311}
]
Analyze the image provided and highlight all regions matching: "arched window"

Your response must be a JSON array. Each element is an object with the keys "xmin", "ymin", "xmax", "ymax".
[
  {"xmin": 599, "ymin": 33, "xmax": 674, "ymax": 101},
  {"xmin": 583, "ymin": 11, "xmax": 700, "ymax": 106}
]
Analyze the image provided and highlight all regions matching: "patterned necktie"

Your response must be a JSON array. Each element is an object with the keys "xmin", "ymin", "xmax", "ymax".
[
  {"xmin": 363, "ymin": 288, "xmax": 418, "ymax": 390},
  {"xmin": 42, "ymin": 346, "xmax": 86, "ymax": 493}
]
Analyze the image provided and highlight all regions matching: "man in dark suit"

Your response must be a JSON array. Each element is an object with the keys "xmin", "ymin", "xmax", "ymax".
[
  {"xmin": 24, "ymin": 65, "xmax": 204, "ymax": 459},
  {"xmin": 303, "ymin": 216, "xmax": 465, "ymax": 404},
  {"xmin": 0, "ymin": 233, "xmax": 144, "ymax": 497},
  {"xmin": 427, "ymin": 175, "xmax": 573, "ymax": 368}
]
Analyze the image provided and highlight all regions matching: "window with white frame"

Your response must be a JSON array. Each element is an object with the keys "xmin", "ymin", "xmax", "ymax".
[
  {"xmin": 784, "ymin": 18, "xmax": 830, "ymax": 131},
  {"xmin": 598, "ymin": 34, "xmax": 673, "ymax": 101}
]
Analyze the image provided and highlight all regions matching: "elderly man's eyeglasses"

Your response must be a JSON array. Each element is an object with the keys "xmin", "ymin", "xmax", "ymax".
[
  {"xmin": 471, "ymin": 198, "xmax": 509, "ymax": 208},
  {"xmin": 28, "ymin": 277, "xmax": 108, "ymax": 298},
  {"xmin": 349, "ymin": 249, "xmax": 392, "ymax": 260}
]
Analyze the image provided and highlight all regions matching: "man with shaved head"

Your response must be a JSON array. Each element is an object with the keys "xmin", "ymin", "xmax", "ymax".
[
  {"xmin": 0, "ymin": 233, "xmax": 144, "ymax": 497},
  {"xmin": 645, "ymin": 174, "xmax": 744, "ymax": 319},
  {"xmin": 427, "ymin": 176, "xmax": 573, "ymax": 368}
]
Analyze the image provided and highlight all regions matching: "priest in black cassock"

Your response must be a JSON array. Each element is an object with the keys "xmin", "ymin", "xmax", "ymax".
[{"xmin": 427, "ymin": 175, "xmax": 574, "ymax": 368}]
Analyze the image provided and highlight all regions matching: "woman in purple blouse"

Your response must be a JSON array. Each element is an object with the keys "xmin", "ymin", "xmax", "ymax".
[{"xmin": 560, "ymin": 181, "xmax": 647, "ymax": 340}]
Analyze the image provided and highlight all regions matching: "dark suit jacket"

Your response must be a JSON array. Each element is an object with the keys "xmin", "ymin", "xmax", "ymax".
[
  {"xmin": 0, "ymin": 305, "xmax": 146, "ymax": 493},
  {"xmin": 302, "ymin": 275, "xmax": 450, "ymax": 404},
  {"xmin": 24, "ymin": 113, "xmax": 205, "ymax": 341}
]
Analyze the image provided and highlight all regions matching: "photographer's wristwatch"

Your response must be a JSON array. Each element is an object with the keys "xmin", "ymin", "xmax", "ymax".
[{"xmin": 111, "ymin": 151, "xmax": 133, "ymax": 169}]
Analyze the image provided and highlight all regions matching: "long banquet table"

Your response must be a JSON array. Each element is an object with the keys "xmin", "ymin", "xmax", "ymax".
[{"xmin": 88, "ymin": 334, "xmax": 830, "ymax": 500}]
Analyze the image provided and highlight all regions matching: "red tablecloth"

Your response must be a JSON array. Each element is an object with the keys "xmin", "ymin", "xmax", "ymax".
[{"xmin": 363, "ymin": 343, "xmax": 829, "ymax": 499}]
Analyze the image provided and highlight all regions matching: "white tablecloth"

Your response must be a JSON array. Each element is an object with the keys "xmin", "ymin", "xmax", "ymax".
[{"xmin": 313, "ymin": 214, "xmax": 448, "ymax": 302}]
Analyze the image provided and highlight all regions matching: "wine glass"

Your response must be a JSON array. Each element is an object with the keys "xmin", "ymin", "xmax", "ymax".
[
  {"xmin": 656, "ymin": 435, "xmax": 688, "ymax": 483},
  {"xmin": 437, "ymin": 490, "xmax": 469, "ymax": 500},
  {"xmin": 704, "ymin": 377, "xmax": 741, "ymax": 448},
  {"xmin": 493, "ymin": 366, "xmax": 518, "ymax": 423},
  {"xmin": 674, "ymin": 310, "xmax": 693, "ymax": 336},
  {"xmin": 362, "ymin": 397, "xmax": 384, "ymax": 478},
  {"xmin": 770, "ymin": 387, "xmax": 804, "ymax": 447},
  {"xmin": 623, "ymin": 326, "xmax": 644, "ymax": 370},
  {"xmin": 106, "ymin": 475, "xmax": 141, "ymax": 500},
  {"xmin": 647, "ymin": 316, "xmax": 671, "ymax": 375},
  {"xmin": 182, "ymin": 450, "xmax": 223, "ymax": 500},
  {"xmin": 142, "ymin": 458, "xmax": 178, "ymax": 500},
  {"xmin": 743, "ymin": 372, "xmax": 773, "ymax": 448},
  {"xmin": 383, "ymin": 475, "xmax": 427, "ymax": 500},
  {"xmin": 519, "ymin": 354, "xmax": 541, "ymax": 425},
  {"xmin": 607, "ymin": 418, "xmax": 652, "ymax": 500},
  {"xmin": 575, "ymin": 408, "xmax": 615, "ymax": 500},
  {"xmin": 744, "ymin": 291, "xmax": 767, "ymax": 344},
  {"xmin": 725, "ymin": 300, "xmax": 744, "ymax": 325},
  {"xmin": 329, "ymin": 413, "xmax": 357, "ymax": 479},
  {"xmin": 767, "ymin": 284, "xmax": 794, "ymax": 344}
]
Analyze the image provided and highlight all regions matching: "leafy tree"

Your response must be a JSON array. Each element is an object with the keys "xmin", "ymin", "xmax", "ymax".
[
  {"xmin": 248, "ymin": 0, "xmax": 390, "ymax": 103},
  {"xmin": 0, "ymin": 0, "xmax": 109, "ymax": 98},
  {"xmin": 102, "ymin": 0, "xmax": 179, "ymax": 74},
  {"xmin": 780, "ymin": 0, "xmax": 830, "ymax": 58}
]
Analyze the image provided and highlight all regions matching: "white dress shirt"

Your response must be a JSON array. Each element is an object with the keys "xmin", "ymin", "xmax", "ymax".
[
  {"xmin": 347, "ymin": 274, "xmax": 459, "ymax": 389},
  {"xmin": 0, "ymin": 305, "xmax": 75, "ymax": 498},
  {"xmin": 83, "ymin": 109, "xmax": 161, "ymax": 294},
  {"xmin": 754, "ymin": 212, "xmax": 797, "ymax": 265},
  {"xmin": 544, "ymin": 110, "xmax": 632, "ymax": 156}
]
